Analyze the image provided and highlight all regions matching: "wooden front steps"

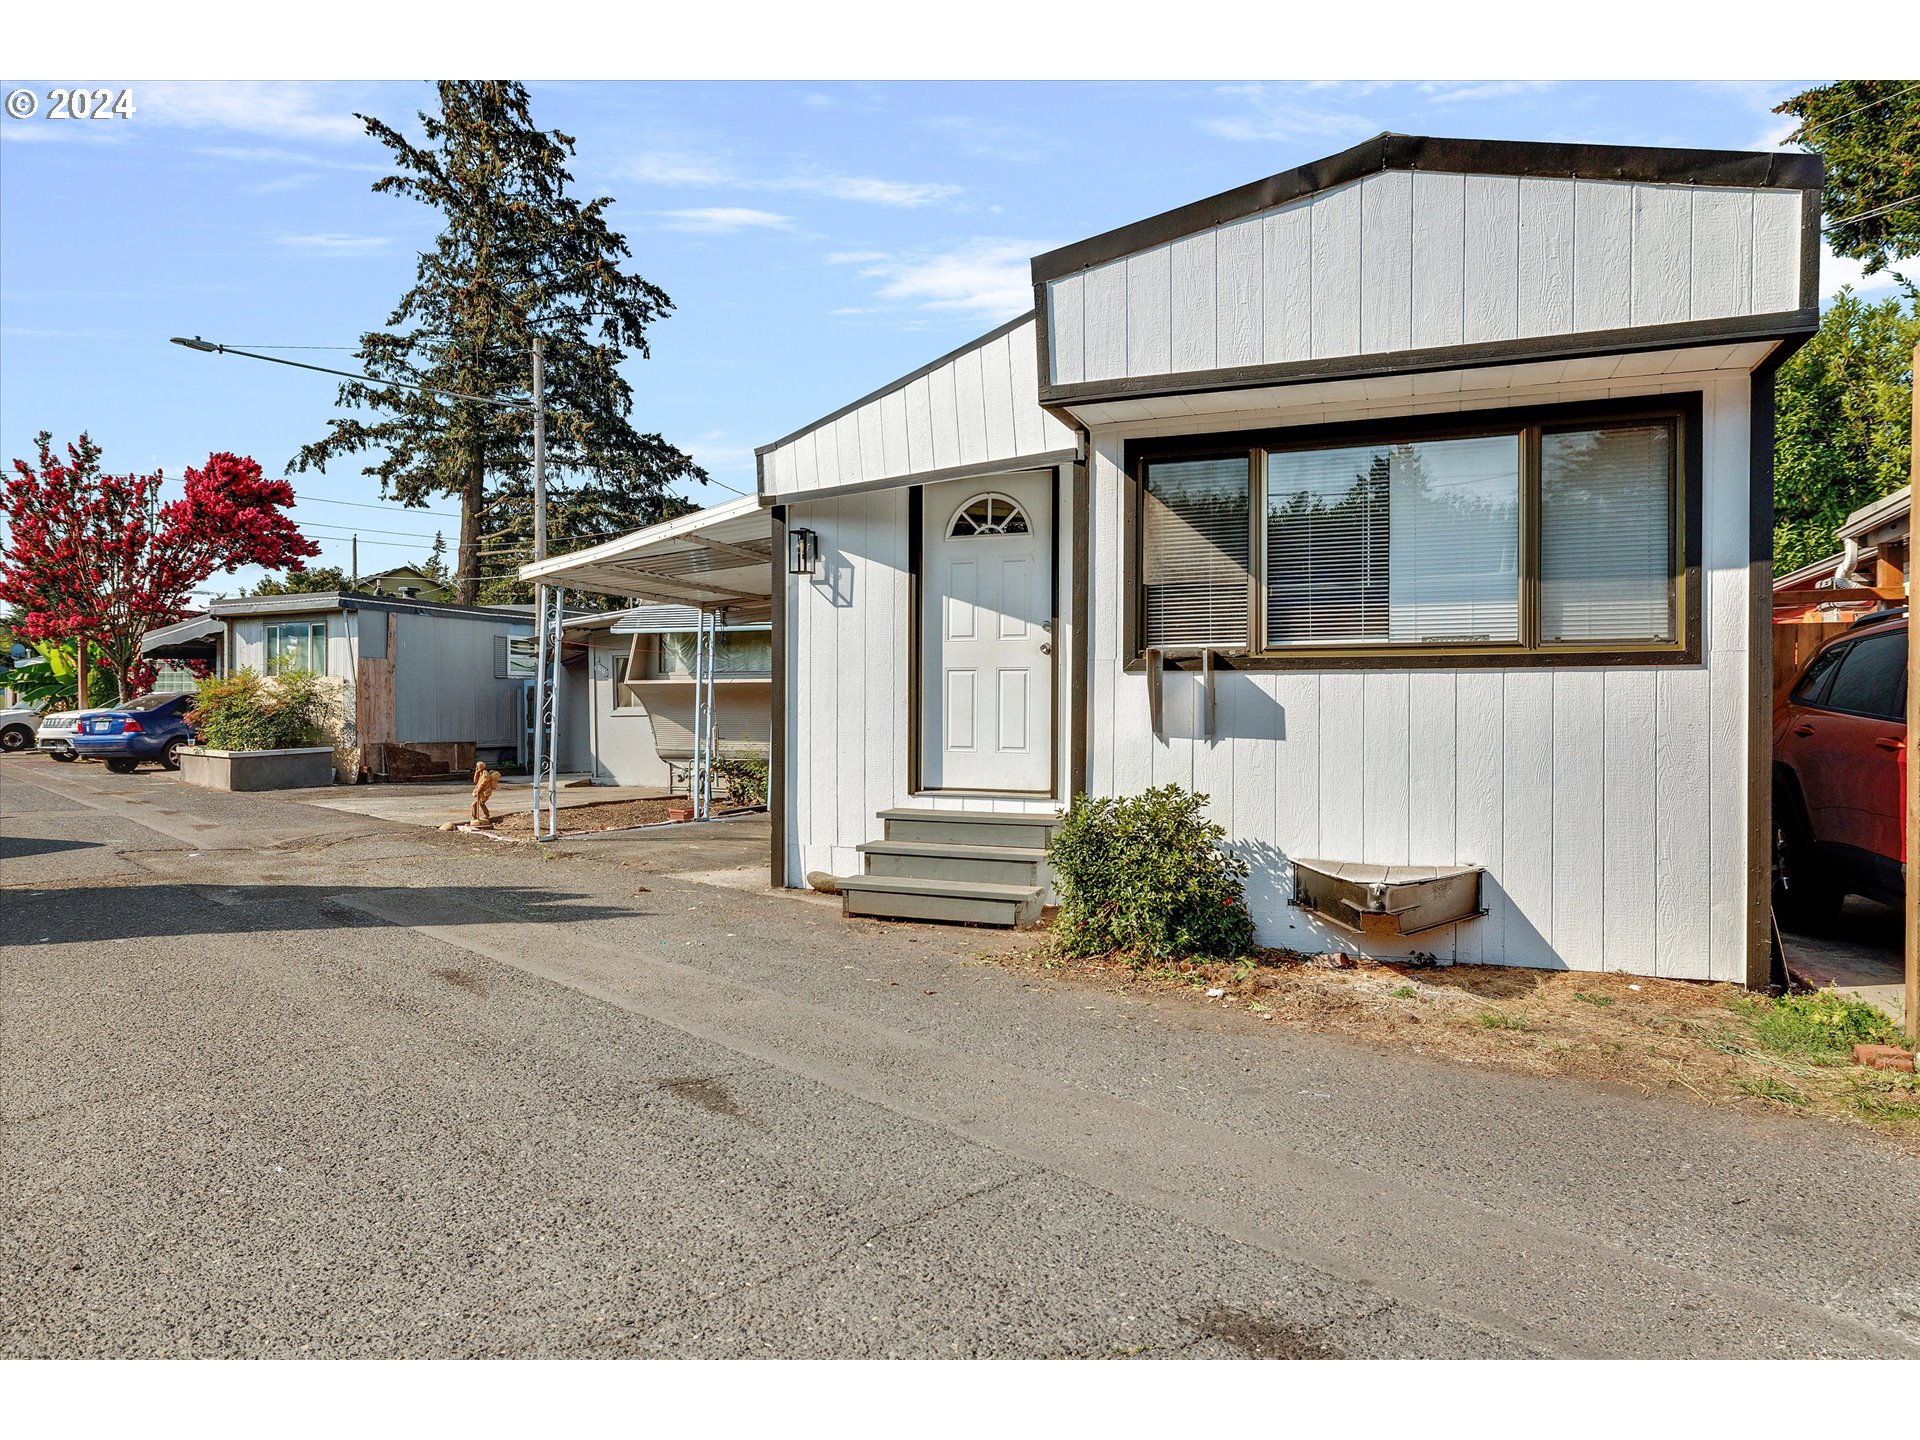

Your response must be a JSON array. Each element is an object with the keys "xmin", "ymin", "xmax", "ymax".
[{"xmin": 835, "ymin": 807, "xmax": 1060, "ymax": 927}]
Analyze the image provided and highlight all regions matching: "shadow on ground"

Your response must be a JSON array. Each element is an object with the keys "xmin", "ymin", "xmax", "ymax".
[
  {"xmin": 0, "ymin": 836, "xmax": 105, "ymax": 862},
  {"xmin": 5, "ymin": 884, "xmax": 647, "ymax": 944}
]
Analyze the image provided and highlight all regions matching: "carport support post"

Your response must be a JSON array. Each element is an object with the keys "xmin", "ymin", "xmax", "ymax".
[{"xmin": 1906, "ymin": 343, "xmax": 1918, "ymax": 1040}]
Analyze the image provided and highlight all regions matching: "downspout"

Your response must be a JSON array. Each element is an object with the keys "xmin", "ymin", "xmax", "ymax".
[
  {"xmin": 1042, "ymin": 402, "xmax": 1092, "ymax": 810},
  {"xmin": 1831, "ymin": 537, "xmax": 1860, "ymax": 588}
]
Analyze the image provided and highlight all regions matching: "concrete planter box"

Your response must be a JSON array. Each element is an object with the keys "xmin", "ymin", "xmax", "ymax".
[{"xmin": 179, "ymin": 746, "xmax": 334, "ymax": 792}]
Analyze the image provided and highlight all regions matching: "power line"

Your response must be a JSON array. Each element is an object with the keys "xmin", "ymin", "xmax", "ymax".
[
  {"xmin": 1791, "ymin": 82, "xmax": 1920, "ymax": 142},
  {"xmin": 1825, "ymin": 194, "xmax": 1920, "ymax": 229}
]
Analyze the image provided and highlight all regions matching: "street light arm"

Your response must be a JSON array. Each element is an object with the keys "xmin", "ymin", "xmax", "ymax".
[{"xmin": 168, "ymin": 336, "xmax": 533, "ymax": 412}]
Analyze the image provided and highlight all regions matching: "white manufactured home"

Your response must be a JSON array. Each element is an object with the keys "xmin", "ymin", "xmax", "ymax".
[{"xmin": 753, "ymin": 133, "xmax": 1823, "ymax": 984}]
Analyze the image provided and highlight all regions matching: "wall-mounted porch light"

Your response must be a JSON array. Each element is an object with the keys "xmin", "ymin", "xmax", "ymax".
[{"xmin": 787, "ymin": 526, "xmax": 820, "ymax": 576}]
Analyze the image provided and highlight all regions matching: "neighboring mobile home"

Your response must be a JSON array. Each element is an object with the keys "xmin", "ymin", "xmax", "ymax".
[
  {"xmin": 193, "ymin": 592, "xmax": 535, "ymax": 779},
  {"xmin": 756, "ymin": 133, "xmax": 1824, "ymax": 983}
]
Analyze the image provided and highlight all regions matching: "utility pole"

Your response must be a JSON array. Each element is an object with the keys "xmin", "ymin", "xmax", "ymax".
[
  {"xmin": 1907, "ymin": 342, "xmax": 1918, "ymax": 1041},
  {"xmin": 529, "ymin": 337, "xmax": 560, "ymax": 841}
]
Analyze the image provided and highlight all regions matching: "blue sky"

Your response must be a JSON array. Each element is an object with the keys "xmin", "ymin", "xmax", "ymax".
[{"xmin": 0, "ymin": 79, "xmax": 1901, "ymax": 596}]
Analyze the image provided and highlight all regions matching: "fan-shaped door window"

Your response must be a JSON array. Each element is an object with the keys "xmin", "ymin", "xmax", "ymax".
[{"xmin": 947, "ymin": 493, "xmax": 1031, "ymax": 538}]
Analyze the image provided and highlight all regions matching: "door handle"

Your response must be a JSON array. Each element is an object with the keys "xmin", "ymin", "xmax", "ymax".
[
  {"xmin": 1792, "ymin": 724, "xmax": 1815, "ymax": 737},
  {"xmin": 1875, "ymin": 736, "xmax": 1904, "ymax": 752},
  {"xmin": 1039, "ymin": 642, "xmax": 1052, "ymax": 656}
]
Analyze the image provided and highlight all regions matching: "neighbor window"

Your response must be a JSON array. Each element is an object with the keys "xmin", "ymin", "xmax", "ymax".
[
  {"xmin": 264, "ymin": 620, "xmax": 327, "ymax": 674},
  {"xmin": 1132, "ymin": 401, "xmax": 1686, "ymax": 661},
  {"xmin": 637, "ymin": 627, "xmax": 772, "ymax": 680}
]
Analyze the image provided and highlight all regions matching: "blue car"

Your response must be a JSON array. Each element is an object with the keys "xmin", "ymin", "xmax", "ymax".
[{"xmin": 70, "ymin": 692, "xmax": 197, "ymax": 773}]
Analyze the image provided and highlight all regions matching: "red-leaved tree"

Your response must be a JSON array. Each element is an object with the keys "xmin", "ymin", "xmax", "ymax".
[{"xmin": 1, "ymin": 432, "xmax": 320, "ymax": 703}]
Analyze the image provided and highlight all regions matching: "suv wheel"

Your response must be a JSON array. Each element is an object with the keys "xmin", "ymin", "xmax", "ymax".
[
  {"xmin": 105, "ymin": 757, "xmax": 139, "ymax": 775},
  {"xmin": 161, "ymin": 738, "xmax": 186, "ymax": 770},
  {"xmin": 0, "ymin": 724, "xmax": 32, "ymax": 752},
  {"xmin": 1772, "ymin": 785, "xmax": 1842, "ymax": 931}
]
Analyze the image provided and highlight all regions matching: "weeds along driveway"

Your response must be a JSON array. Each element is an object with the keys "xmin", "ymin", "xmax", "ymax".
[{"xmin": 5, "ymin": 752, "xmax": 1920, "ymax": 1357}]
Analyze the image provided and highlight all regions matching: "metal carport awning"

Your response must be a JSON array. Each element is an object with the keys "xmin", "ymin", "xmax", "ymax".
[{"xmin": 516, "ymin": 496, "xmax": 775, "ymax": 837}]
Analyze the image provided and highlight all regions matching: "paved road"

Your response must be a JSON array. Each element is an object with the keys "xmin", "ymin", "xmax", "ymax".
[{"xmin": 5, "ymin": 755, "xmax": 1918, "ymax": 1358}]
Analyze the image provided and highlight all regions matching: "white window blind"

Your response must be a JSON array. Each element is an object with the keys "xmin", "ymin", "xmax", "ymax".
[
  {"xmin": 1539, "ymin": 424, "xmax": 1674, "ymax": 643},
  {"xmin": 1265, "ymin": 436, "xmax": 1519, "ymax": 646},
  {"xmin": 1142, "ymin": 457, "xmax": 1250, "ymax": 648}
]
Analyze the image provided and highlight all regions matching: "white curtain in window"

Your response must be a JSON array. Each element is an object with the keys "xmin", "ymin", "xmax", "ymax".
[
  {"xmin": 1142, "ymin": 457, "xmax": 1251, "ymax": 648},
  {"xmin": 1539, "ymin": 425, "xmax": 1674, "ymax": 643},
  {"xmin": 1265, "ymin": 436, "xmax": 1519, "ymax": 646}
]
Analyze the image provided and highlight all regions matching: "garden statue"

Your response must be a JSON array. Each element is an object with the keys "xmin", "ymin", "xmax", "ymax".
[{"xmin": 469, "ymin": 760, "xmax": 501, "ymax": 829}]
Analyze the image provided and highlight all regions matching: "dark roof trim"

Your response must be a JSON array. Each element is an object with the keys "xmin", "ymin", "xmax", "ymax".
[
  {"xmin": 754, "ymin": 310, "xmax": 1036, "ymax": 466},
  {"xmin": 207, "ymin": 591, "xmax": 534, "ymax": 622},
  {"xmin": 1037, "ymin": 309, "xmax": 1813, "ymax": 411},
  {"xmin": 760, "ymin": 448, "xmax": 1077, "ymax": 507},
  {"xmin": 1030, "ymin": 132, "xmax": 1824, "ymax": 284}
]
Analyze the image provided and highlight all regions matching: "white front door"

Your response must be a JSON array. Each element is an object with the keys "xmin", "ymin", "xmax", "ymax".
[{"xmin": 920, "ymin": 472, "xmax": 1053, "ymax": 792}]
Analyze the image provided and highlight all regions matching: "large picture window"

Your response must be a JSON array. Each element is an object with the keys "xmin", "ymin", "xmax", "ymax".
[{"xmin": 1131, "ymin": 398, "xmax": 1691, "ymax": 665}]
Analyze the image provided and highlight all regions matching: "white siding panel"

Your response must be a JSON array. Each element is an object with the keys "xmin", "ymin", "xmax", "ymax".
[
  {"xmin": 1410, "ymin": 171, "xmax": 1466, "ymax": 351},
  {"xmin": 1751, "ymin": 189, "xmax": 1803, "ymax": 313},
  {"xmin": 833, "ymin": 413, "xmax": 864, "ymax": 490},
  {"xmin": 951, "ymin": 345, "xmax": 989, "ymax": 467},
  {"xmin": 1500, "ymin": 671, "xmax": 1555, "ymax": 966},
  {"xmin": 856, "ymin": 399, "xmax": 885, "ymax": 489},
  {"xmin": 1317, "ymin": 672, "xmax": 1365, "ymax": 860},
  {"xmin": 904, "ymin": 375, "xmax": 936, "ymax": 474},
  {"xmin": 1463, "ymin": 175, "xmax": 1520, "ymax": 343},
  {"xmin": 979, "ymin": 334, "xmax": 1017, "ymax": 464},
  {"xmin": 1049, "ymin": 273, "xmax": 1086, "ymax": 385},
  {"xmin": 1083, "ymin": 260, "xmax": 1129, "ymax": 383},
  {"xmin": 1170, "ymin": 230, "xmax": 1218, "ymax": 375},
  {"xmin": 1309, "ymin": 182, "xmax": 1363, "ymax": 358},
  {"xmin": 1453, "ymin": 674, "xmax": 1505, "ymax": 965},
  {"xmin": 1602, "ymin": 669, "xmax": 1659, "ymax": 973},
  {"xmin": 1407, "ymin": 671, "xmax": 1457, "ymax": 866},
  {"xmin": 1262, "ymin": 199, "xmax": 1314, "ymax": 363},
  {"xmin": 1361, "ymin": 672, "xmax": 1411, "ymax": 864},
  {"xmin": 927, "ymin": 361, "xmax": 962, "ymax": 471},
  {"xmin": 1550, "ymin": 671, "xmax": 1606, "ymax": 972},
  {"xmin": 1359, "ymin": 171, "xmax": 1415, "ymax": 355},
  {"xmin": 1654, "ymin": 669, "xmax": 1712, "ymax": 979},
  {"xmin": 1517, "ymin": 177, "xmax": 1575, "ymax": 336},
  {"xmin": 1572, "ymin": 179, "xmax": 1635, "ymax": 334},
  {"xmin": 1010, "ymin": 324, "xmax": 1048, "ymax": 455},
  {"xmin": 1125, "ymin": 245, "xmax": 1173, "ymax": 377},
  {"xmin": 1215, "ymin": 215, "xmax": 1263, "ymax": 369},
  {"xmin": 1691, "ymin": 187, "xmax": 1754, "ymax": 321},
  {"xmin": 879, "ymin": 388, "xmax": 910, "ymax": 478},
  {"xmin": 1631, "ymin": 185, "xmax": 1693, "ymax": 326}
]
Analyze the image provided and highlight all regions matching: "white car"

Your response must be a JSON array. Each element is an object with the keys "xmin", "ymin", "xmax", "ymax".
[
  {"xmin": 34, "ymin": 708, "xmax": 105, "ymax": 761},
  {"xmin": 1, "ymin": 705, "xmax": 42, "ymax": 754}
]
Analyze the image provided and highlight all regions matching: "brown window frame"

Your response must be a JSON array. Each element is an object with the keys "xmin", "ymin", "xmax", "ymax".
[{"xmin": 1122, "ymin": 392, "xmax": 1703, "ymax": 672}]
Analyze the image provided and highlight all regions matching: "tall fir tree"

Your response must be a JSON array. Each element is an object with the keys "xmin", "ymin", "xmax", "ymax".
[
  {"xmin": 1775, "ymin": 79, "xmax": 1919, "ymax": 283},
  {"xmin": 292, "ymin": 81, "xmax": 706, "ymax": 603}
]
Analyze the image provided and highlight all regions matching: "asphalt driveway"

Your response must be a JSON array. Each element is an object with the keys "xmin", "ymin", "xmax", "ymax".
[{"xmin": 4, "ymin": 753, "xmax": 1918, "ymax": 1358}]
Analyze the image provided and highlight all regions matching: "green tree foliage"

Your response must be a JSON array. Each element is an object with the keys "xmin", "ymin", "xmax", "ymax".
[
  {"xmin": 291, "ymin": 81, "xmax": 707, "ymax": 604},
  {"xmin": 250, "ymin": 564, "xmax": 352, "ymax": 596},
  {"xmin": 1777, "ymin": 80, "xmax": 1920, "ymax": 281},
  {"xmin": 1773, "ymin": 289, "xmax": 1918, "ymax": 573}
]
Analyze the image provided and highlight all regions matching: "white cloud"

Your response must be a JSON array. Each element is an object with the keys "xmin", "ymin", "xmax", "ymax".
[
  {"xmin": 1821, "ymin": 243, "xmax": 1911, "ymax": 302},
  {"xmin": 834, "ymin": 240, "xmax": 1042, "ymax": 319},
  {"xmin": 1200, "ymin": 82, "xmax": 1386, "ymax": 144},
  {"xmin": 276, "ymin": 233, "xmax": 394, "ymax": 254},
  {"xmin": 134, "ymin": 82, "xmax": 365, "ymax": 143},
  {"xmin": 196, "ymin": 144, "xmax": 384, "ymax": 173},
  {"xmin": 620, "ymin": 150, "xmax": 959, "ymax": 207},
  {"xmin": 1419, "ymin": 80, "xmax": 1556, "ymax": 105},
  {"xmin": 656, "ymin": 207, "xmax": 792, "ymax": 233}
]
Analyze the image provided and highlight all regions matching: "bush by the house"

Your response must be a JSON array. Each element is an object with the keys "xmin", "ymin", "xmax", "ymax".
[
  {"xmin": 188, "ymin": 667, "xmax": 325, "ymax": 751},
  {"xmin": 1047, "ymin": 784, "xmax": 1255, "ymax": 963},
  {"xmin": 712, "ymin": 751, "xmax": 768, "ymax": 806}
]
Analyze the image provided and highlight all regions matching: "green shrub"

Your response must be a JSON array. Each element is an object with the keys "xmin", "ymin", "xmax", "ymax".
[
  {"xmin": 188, "ymin": 668, "xmax": 325, "ymax": 751},
  {"xmin": 711, "ymin": 751, "xmax": 768, "ymax": 806},
  {"xmin": 1046, "ymin": 785, "xmax": 1255, "ymax": 963}
]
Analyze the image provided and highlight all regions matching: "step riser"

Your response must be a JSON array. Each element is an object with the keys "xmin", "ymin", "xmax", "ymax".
[
  {"xmin": 884, "ymin": 818, "xmax": 1056, "ymax": 849},
  {"xmin": 864, "ymin": 851, "xmax": 1048, "ymax": 887},
  {"xmin": 844, "ymin": 890, "xmax": 1037, "ymax": 927}
]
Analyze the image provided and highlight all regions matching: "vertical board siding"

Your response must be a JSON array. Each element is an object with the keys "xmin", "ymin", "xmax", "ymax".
[
  {"xmin": 1410, "ymin": 172, "xmax": 1466, "ymax": 350},
  {"xmin": 1516, "ymin": 177, "xmax": 1575, "ymax": 336},
  {"xmin": 760, "ymin": 317, "xmax": 1072, "ymax": 500},
  {"xmin": 1052, "ymin": 176, "xmax": 1804, "ymax": 389},
  {"xmin": 1358, "ymin": 171, "xmax": 1415, "ymax": 355},
  {"xmin": 1572, "ymin": 179, "xmax": 1635, "ymax": 334},
  {"xmin": 1463, "ymin": 175, "xmax": 1521, "ymax": 344}
]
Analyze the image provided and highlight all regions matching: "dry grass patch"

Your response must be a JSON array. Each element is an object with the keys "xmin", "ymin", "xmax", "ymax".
[
  {"xmin": 1003, "ymin": 946, "xmax": 1920, "ymax": 1152},
  {"xmin": 492, "ymin": 798, "xmax": 756, "ymax": 838}
]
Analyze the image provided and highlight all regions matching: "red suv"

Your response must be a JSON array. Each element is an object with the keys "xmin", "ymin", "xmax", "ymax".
[{"xmin": 1773, "ymin": 611, "xmax": 1906, "ymax": 927}]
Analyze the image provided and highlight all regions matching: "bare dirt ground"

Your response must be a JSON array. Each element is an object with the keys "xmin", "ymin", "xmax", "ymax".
[
  {"xmin": 996, "ymin": 944, "xmax": 1920, "ymax": 1154},
  {"xmin": 492, "ymin": 796, "xmax": 760, "ymax": 838}
]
